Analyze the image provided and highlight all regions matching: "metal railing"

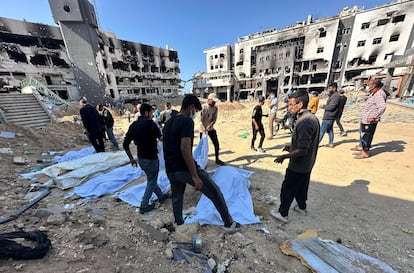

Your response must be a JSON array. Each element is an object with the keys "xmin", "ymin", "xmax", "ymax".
[{"xmin": 20, "ymin": 77, "xmax": 68, "ymax": 109}]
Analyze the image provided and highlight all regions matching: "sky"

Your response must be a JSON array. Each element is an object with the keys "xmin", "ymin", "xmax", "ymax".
[{"xmin": 2, "ymin": 0, "xmax": 393, "ymax": 92}]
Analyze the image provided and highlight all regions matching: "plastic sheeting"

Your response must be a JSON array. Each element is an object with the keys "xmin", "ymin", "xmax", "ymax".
[
  {"xmin": 70, "ymin": 135, "xmax": 208, "ymax": 200},
  {"xmin": 185, "ymin": 166, "xmax": 260, "ymax": 226},
  {"xmin": 0, "ymin": 131, "xmax": 15, "ymax": 138},
  {"xmin": 71, "ymin": 165, "xmax": 144, "ymax": 199},
  {"xmin": 114, "ymin": 170, "xmax": 171, "ymax": 206},
  {"xmin": 21, "ymin": 151, "xmax": 130, "ymax": 190},
  {"xmin": 51, "ymin": 146, "xmax": 95, "ymax": 163}
]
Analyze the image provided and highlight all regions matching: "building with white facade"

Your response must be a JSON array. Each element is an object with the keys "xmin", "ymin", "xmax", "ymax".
[{"xmin": 193, "ymin": 0, "xmax": 414, "ymax": 101}]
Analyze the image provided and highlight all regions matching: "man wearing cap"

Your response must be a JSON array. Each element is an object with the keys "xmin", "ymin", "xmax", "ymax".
[
  {"xmin": 200, "ymin": 93, "xmax": 225, "ymax": 165},
  {"xmin": 163, "ymin": 94, "xmax": 240, "ymax": 232}
]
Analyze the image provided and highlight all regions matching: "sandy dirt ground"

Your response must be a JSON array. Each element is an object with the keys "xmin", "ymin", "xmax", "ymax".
[{"xmin": 0, "ymin": 96, "xmax": 413, "ymax": 273}]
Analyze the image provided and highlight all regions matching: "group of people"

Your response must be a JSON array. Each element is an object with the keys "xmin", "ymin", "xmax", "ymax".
[
  {"xmin": 271, "ymin": 77, "xmax": 387, "ymax": 223},
  {"xmin": 122, "ymin": 94, "xmax": 240, "ymax": 232},
  {"xmin": 79, "ymin": 76, "xmax": 387, "ymax": 227}
]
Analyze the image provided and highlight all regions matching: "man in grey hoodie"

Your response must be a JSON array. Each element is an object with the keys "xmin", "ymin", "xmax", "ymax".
[{"xmin": 319, "ymin": 82, "xmax": 340, "ymax": 148}]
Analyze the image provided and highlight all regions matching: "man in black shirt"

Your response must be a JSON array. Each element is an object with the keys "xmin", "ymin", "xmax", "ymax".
[
  {"xmin": 123, "ymin": 103, "xmax": 167, "ymax": 213},
  {"xmin": 97, "ymin": 104, "xmax": 119, "ymax": 150},
  {"xmin": 163, "ymin": 94, "xmax": 240, "ymax": 232},
  {"xmin": 79, "ymin": 98, "xmax": 105, "ymax": 153},
  {"xmin": 251, "ymin": 95, "xmax": 266, "ymax": 152},
  {"xmin": 272, "ymin": 90, "xmax": 320, "ymax": 223}
]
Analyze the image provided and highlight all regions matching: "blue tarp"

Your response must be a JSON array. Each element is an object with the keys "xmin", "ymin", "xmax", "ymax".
[
  {"xmin": 114, "ymin": 170, "xmax": 171, "ymax": 206},
  {"xmin": 0, "ymin": 131, "xmax": 15, "ymax": 138},
  {"xmin": 185, "ymin": 166, "xmax": 260, "ymax": 226},
  {"xmin": 52, "ymin": 146, "xmax": 95, "ymax": 163},
  {"xmin": 71, "ymin": 165, "xmax": 144, "ymax": 199}
]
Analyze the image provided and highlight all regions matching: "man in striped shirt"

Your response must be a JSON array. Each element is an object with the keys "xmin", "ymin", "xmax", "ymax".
[{"xmin": 351, "ymin": 78, "xmax": 387, "ymax": 159}]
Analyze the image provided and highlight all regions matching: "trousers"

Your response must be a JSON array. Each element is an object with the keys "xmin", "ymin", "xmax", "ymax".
[
  {"xmin": 279, "ymin": 168, "xmax": 310, "ymax": 217},
  {"xmin": 167, "ymin": 166, "xmax": 233, "ymax": 226}
]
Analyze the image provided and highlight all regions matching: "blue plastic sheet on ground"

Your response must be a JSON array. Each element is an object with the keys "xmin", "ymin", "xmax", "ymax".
[
  {"xmin": 0, "ymin": 131, "xmax": 15, "ymax": 138},
  {"xmin": 71, "ymin": 165, "xmax": 144, "ymax": 199},
  {"xmin": 114, "ymin": 170, "xmax": 171, "ymax": 206},
  {"xmin": 185, "ymin": 166, "xmax": 260, "ymax": 226},
  {"xmin": 51, "ymin": 146, "xmax": 95, "ymax": 163}
]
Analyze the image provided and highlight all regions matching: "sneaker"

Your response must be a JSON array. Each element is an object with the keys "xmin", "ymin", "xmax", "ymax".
[
  {"xmin": 257, "ymin": 147, "xmax": 266, "ymax": 153},
  {"xmin": 223, "ymin": 221, "xmax": 242, "ymax": 234},
  {"xmin": 216, "ymin": 159, "xmax": 226, "ymax": 166},
  {"xmin": 251, "ymin": 147, "xmax": 257, "ymax": 151},
  {"xmin": 139, "ymin": 204, "xmax": 155, "ymax": 214},
  {"xmin": 293, "ymin": 205, "xmax": 307, "ymax": 216},
  {"xmin": 270, "ymin": 210, "xmax": 288, "ymax": 223}
]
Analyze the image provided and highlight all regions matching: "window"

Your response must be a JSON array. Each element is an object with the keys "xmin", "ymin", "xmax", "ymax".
[
  {"xmin": 317, "ymin": 47, "xmax": 324, "ymax": 53},
  {"xmin": 384, "ymin": 53, "xmax": 394, "ymax": 60},
  {"xmin": 368, "ymin": 55, "xmax": 377, "ymax": 64},
  {"xmin": 389, "ymin": 34, "xmax": 400, "ymax": 42},
  {"xmin": 392, "ymin": 14, "xmax": 405, "ymax": 23},
  {"xmin": 377, "ymin": 18, "xmax": 389, "ymax": 26},
  {"xmin": 372, "ymin": 37, "xmax": 382, "ymax": 45},
  {"xmin": 361, "ymin": 22, "xmax": 370, "ymax": 29},
  {"xmin": 357, "ymin": 40, "xmax": 366, "ymax": 47}
]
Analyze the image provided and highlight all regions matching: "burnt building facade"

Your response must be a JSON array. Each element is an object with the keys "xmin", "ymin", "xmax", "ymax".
[
  {"xmin": 0, "ymin": 0, "xmax": 180, "ymax": 105},
  {"xmin": 194, "ymin": 0, "xmax": 414, "ymax": 101}
]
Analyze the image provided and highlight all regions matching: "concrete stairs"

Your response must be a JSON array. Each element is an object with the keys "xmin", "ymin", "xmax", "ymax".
[{"xmin": 0, "ymin": 93, "xmax": 51, "ymax": 128}]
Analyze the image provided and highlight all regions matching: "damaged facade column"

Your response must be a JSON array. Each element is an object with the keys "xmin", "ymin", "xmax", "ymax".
[{"xmin": 49, "ymin": 0, "xmax": 107, "ymax": 105}]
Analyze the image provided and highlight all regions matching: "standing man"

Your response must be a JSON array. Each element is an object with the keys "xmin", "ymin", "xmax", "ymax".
[
  {"xmin": 79, "ymin": 98, "xmax": 105, "ymax": 153},
  {"xmin": 251, "ymin": 95, "xmax": 266, "ymax": 152},
  {"xmin": 351, "ymin": 78, "xmax": 387, "ymax": 159},
  {"xmin": 335, "ymin": 90, "xmax": 348, "ymax": 137},
  {"xmin": 319, "ymin": 82, "xmax": 340, "ymax": 148},
  {"xmin": 271, "ymin": 90, "xmax": 320, "ymax": 223},
  {"xmin": 123, "ymin": 103, "xmax": 167, "ymax": 213},
  {"xmin": 267, "ymin": 91, "xmax": 278, "ymax": 139},
  {"xmin": 158, "ymin": 102, "xmax": 178, "ymax": 128},
  {"xmin": 163, "ymin": 94, "xmax": 240, "ymax": 232},
  {"xmin": 200, "ymin": 93, "xmax": 225, "ymax": 165},
  {"xmin": 97, "ymin": 104, "xmax": 119, "ymax": 150}
]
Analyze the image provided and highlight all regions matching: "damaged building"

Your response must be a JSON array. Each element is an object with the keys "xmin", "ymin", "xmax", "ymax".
[
  {"xmin": 193, "ymin": 0, "xmax": 414, "ymax": 101},
  {"xmin": 0, "ymin": 0, "xmax": 180, "ymax": 106}
]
